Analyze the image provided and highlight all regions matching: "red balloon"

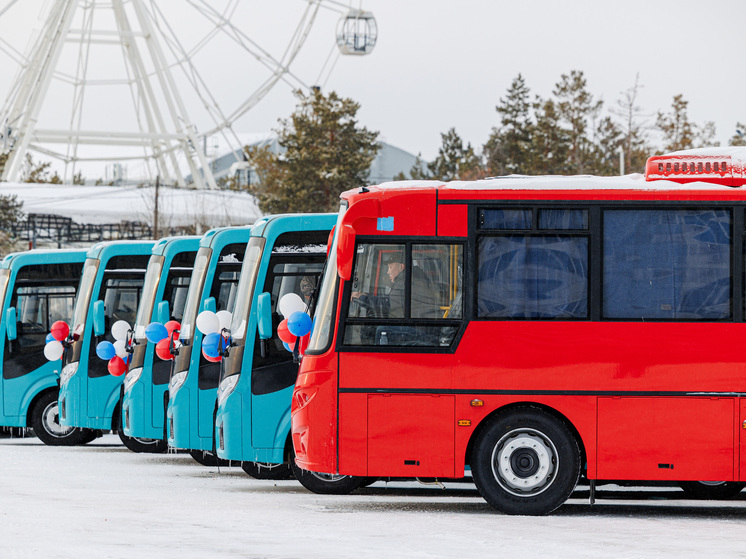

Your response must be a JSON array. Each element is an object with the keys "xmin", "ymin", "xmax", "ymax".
[
  {"xmin": 108, "ymin": 356, "xmax": 127, "ymax": 376},
  {"xmin": 277, "ymin": 319, "xmax": 295, "ymax": 345},
  {"xmin": 202, "ymin": 349, "xmax": 221, "ymax": 363},
  {"xmin": 155, "ymin": 338, "xmax": 173, "ymax": 361},
  {"xmin": 50, "ymin": 321, "xmax": 70, "ymax": 342},
  {"xmin": 165, "ymin": 320, "xmax": 181, "ymax": 341}
]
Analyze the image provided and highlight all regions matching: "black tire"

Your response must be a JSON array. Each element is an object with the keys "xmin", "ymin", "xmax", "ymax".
[
  {"xmin": 188, "ymin": 448, "xmax": 231, "ymax": 467},
  {"xmin": 118, "ymin": 430, "xmax": 168, "ymax": 453},
  {"xmin": 78, "ymin": 429, "xmax": 102, "ymax": 444},
  {"xmin": 471, "ymin": 407, "xmax": 581, "ymax": 515},
  {"xmin": 679, "ymin": 481, "xmax": 745, "ymax": 500},
  {"xmin": 241, "ymin": 461, "xmax": 294, "ymax": 480},
  {"xmin": 289, "ymin": 449, "xmax": 366, "ymax": 495},
  {"xmin": 30, "ymin": 391, "xmax": 90, "ymax": 446}
]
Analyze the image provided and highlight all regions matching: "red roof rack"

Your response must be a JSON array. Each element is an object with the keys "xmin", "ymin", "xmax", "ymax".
[{"xmin": 645, "ymin": 150, "xmax": 746, "ymax": 187}]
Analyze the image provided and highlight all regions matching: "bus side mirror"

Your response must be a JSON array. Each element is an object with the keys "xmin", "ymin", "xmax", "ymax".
[
  {"xmin": 92, "ymin": 300, "xmax": 105, "ymax": 336},
  {"xmin": 336, "ymin": 224, "xmax": 356, "ymax": 281},
  {"xmin": 202, "ymin": 297, "xmax": 216, "ymax": 313},
  {"xmin": 5, "ymin": 307, "xmax": 16, "ymax": 341},
  {"xmin": 257, "ymin": 292, "xmax": 272, "ymax": 340},
  {"xmin": 157, "ymin": 300, "xmax": 170, "ymax": 324}
]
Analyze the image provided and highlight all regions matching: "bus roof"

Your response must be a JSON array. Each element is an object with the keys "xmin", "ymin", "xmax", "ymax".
[{"xmin": 1, "ymin": 248, "xmax": 88, "ymax": 269}]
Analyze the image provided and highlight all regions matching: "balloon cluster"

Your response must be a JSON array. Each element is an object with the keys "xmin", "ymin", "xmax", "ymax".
[
  {"xmin": 277, "ymin": 293, "xmax": 312, "ymax": 356},
  {"xmin": 43, "ymin": 321, "xmax": 70, "ymax": 361},
  {"xmin": 143, "ymin": 320, "xmax": 182, "ymax": 361},
  {"xmin": 195, "ymin": 309, "xmax": 231, "ymax": 363},
  {"xmin": 94, "ymin": 320, "xmax": 134, "ymax": 376}
]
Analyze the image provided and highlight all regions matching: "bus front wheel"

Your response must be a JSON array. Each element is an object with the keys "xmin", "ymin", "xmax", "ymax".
[
  {"xmin": 471, "ymin": 407, "xmax": 581, "ymax": 515},
  {"xmin": 241, "ymin": 461, "xmax": 293, "ymax": 480},
  {"xmin": 118, "ymin": 431, "xmax": 168, "ymax": 453},
  {"xmin": 289, "ymin": 450, "xmax": 366, "ymax": 495},
  {"xmin": 31, "ymin": 391, "xmax": 90, "ymax": 446},
  {"xmin": 679, "ymin": 481, "xmax": 745, "ymax": 500}
]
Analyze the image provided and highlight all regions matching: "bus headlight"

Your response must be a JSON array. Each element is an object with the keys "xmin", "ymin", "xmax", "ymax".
[
  {"xmin": 217, "ymin": 374, "xmax": 239, "ymax": 406},
  {"xmin": 169, "ymin": 370, "xmax": 187, "ymax": 397},
  {"xmin": 124, "ymin": 367, "xmax": 143, "ymax": 393},
  {"xmin": 60, "ymin": 362, "xmax": 79, "ymax": 386}
]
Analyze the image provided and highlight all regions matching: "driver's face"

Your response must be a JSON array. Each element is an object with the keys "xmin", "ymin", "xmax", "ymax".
[{"xmin": 387, "ymin": 262, "xmax": 404, "ymax": 282}]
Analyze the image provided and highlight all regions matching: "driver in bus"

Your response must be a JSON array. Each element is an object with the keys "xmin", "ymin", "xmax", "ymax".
[{"xmin": 351, "ymin": 251, "xmax": 406, "ymax": 318}]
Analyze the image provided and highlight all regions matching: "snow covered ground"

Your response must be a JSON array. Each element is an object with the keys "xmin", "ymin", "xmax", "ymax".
[{"xmin": 1, "ymin": 434, "xmax": 746, "ymax": 559}]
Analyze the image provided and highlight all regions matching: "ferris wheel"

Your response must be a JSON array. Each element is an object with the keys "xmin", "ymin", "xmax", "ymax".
[{"xmin": 0, "ymin": 0, "xmax": 377, "ymax": 187}]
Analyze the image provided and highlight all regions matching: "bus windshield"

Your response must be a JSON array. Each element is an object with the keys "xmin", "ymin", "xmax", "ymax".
[
  {"xmin": 71, "ymin": 259, "xmax": 100, "ymax": 339},
  {"xmin": 228, "ymin": 237, "xmax": 265, "ymax": 342},
  {"xmin": 133, "ymin": 256, "xmax": 164, "ymax": 341},
  {"xmin": 179, "ymin": 248, "xmax": 211, "ymax": 343},
  {"xmin": 307, "ymin": 204, "xmax": 346, "ymax": 352},
  {"xmin": 0, "ymin": 268, "xmax": 10, "ymax": 308}
]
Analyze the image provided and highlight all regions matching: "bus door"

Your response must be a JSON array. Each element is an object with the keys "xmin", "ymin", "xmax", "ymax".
[
  {"xmin": 196, "ymin": 245, "xmax": 243, "ymax": 439},
  {"xmin": 339, "ymin": 241, "xmax": 464, "ymax": 477},
  {"xmin": 3, "ymin": 264, "xmax": 80, "ymax": 416},
  {"xmin": 87, "ymin": 255, "xmax": 149, "ymax": 418},
  {"xmin": 250, "ymin": 255, "xmax": 325, "ymax": 449}
]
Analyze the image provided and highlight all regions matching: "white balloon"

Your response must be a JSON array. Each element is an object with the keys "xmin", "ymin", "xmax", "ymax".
[
  {"xmin": 113, "ymin": 339, "xmax": 128, "ymax": 359},
  {"xmin": 216, "ymin": 310, "xmax": 232, "ymax": 331},
  {"xmin": 111, "ymin": 320, "xmax": 131, "ymax": 342},
  {"xmin": 44, "ymin": 340, "xmax": 64, "ymax": 361},
  {"xmin": 279, "ymin": 293, "xmax": 305, "ymax": 318},
  {"xmin": 196, "ymin": 310, "xmax": 220, "ymax": 334}
]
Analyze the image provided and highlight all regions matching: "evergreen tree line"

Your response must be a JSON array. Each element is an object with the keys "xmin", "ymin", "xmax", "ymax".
[{"xmin": 403, "ymin": 71, "xmax": 745, "ymax": 181}]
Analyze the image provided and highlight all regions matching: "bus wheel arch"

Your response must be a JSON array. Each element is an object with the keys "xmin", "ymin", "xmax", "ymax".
[
  {"xmin": 29, "ymin": 388, "xmax": 91, "ymax": 446},
  {"xmin": 469, "ymin": 403, "xmax": 583, "ymax": 515}
]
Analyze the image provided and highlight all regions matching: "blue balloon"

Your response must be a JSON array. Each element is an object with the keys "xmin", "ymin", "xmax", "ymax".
[
  {"xmin": 203, "ymin": 332, "xmax": 221, "ymax": 358},
  {"xmin": 287, "ymin": 311, "xmax": 312, "ymax": 337},
  {"xmin": 96, "ymin": 341, "xmax": 116, "ymax": 361},
  {"xmin": 145, "ymin": 322, "xmax": 168, "ymax": 344},
  {"xmin": 283, "ymin": 341, "xmax": 292, "ymax": 352},
  {"xmin": 45, "ymin": 333, "xmax": 55, "ymax": 343}
]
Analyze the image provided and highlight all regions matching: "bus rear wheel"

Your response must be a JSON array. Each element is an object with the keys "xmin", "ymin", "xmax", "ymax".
[
  {"xmin": 241, "ymin": 461, "xmax": 293, "ymax": 480},
  {"xmin": 679, "ymin": 481, "xmax": 745, "ymax": 500},
  {"xmin": 289, "ymin": 450, "xmax": 366, "ymax": 495},
  {"xmin": 471, "ymin": 407, "xmax": 581, "ymax": 515},
  {"xmin": 31, "ymin": 391, "xmax": 90, "ymax": 446}
]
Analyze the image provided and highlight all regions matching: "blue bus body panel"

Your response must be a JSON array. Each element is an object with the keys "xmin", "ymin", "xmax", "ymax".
[
  {"xmin": 0, "ymin": 249, "xmax": 87, "ymax": 426},
  {"xmin": 215, "ymin": 213, "xmax": 335, "ymax": 463},
  {"xmin": 167, "ymin": 227, "xmax": 252, "ymax": 451},
  {"xmin": 58, "ymin": 241, "xmax": 155, "ymax": 430},
  {"xmin": 121, "ymin": 236, "xmax": 201, "ymax": 440}
]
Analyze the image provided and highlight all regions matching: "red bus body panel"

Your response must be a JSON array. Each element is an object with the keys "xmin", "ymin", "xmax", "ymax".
[{"xmin": 294, "ymin": 173, "xmax": 746, "ymax": 482}]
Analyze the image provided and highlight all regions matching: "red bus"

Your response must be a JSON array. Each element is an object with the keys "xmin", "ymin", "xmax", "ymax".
[{"xmin": 292, "ymin": 147, "xmax": 746, "ymax": 515}]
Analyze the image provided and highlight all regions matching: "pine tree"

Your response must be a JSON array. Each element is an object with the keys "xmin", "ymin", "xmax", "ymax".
[
  {"xmin": 729, "ymin": 123, "xmax": 746, "ymax": 146},
  {"xmin": 484, "ymin": 74, "xmax": 532, "ymax": 176},
  {"xmin": 424, "ymin": 128, "xmax": 483, "ymax": 181},
  {"xmin": 590, "ymin": 116, "xmax": 623, "ymax": 175},
  {"xmin": 0, "ymin": 194, "xmax": 24, "ymax": 255},
  {"xmin": 553, "ymin": 70, "xmax": 603, "ymax": 174},
  {"xmin": 249, "ymin": 89, "xmax": 380, "ymax": 213},
  {"xmin": 528, "ymin": 97, "xmax": 568, "ymax": 174},
  {"xmin": 656, "ymin": 94, "xmax": 696, "ymax": 152}
]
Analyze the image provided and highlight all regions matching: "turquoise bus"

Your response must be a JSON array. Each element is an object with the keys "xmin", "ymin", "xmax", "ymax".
[
  {"xmin": 58, "ymin": 240, "xmax": 155, "ymax": 445},
  {"xmin": 0, "ymin": 249, "xmax": 90, "ymax": 445},
  {"xmin": 166, "ymin": 226, "xmax": 251, "ymax": 464},
  {"xmin": 119, "ymin": 236, "xmax": 200, "ymax": 452},
  {"xmin": 214, "ymin": 214, "xmax": 363, "ymax": 492}
]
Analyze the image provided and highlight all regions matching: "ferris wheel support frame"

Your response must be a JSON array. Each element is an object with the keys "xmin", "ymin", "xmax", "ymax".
[{"xmin": 1, "ymin": 0, "xmax": 217, "ymax": 188}]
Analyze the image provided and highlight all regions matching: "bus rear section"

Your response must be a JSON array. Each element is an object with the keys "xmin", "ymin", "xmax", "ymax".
[
  {"xmin": 166, "ymin": 227, "xmax": 250, "ymax": 463},
  {"xmin": 59, "ymin": 241, "xmax": 155, "ymax": 433},
  {"xmin": 0, "ymin": 250, "xmax": 88, "ymax": 445},
  {"xmin": 292, "ymin": 147, "xmax": 746, "ymax": 514},
  {"xmin": 215, "ymin": 214, "xmax": 334, "ymax": 481},
  {"xmin": 120, "ymin": 236, "xmax": 199, "ymax": 452}
]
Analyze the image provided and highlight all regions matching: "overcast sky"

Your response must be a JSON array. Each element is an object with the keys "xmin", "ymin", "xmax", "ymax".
[{"xmin": 0, "ymin": 0, "xmax": 744, "ymax": 178}]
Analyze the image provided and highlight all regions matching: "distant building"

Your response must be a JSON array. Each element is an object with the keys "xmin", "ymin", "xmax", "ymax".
[{"xmin": 191, "ymin": 136, "xmax": 419, "ymax": 187}]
